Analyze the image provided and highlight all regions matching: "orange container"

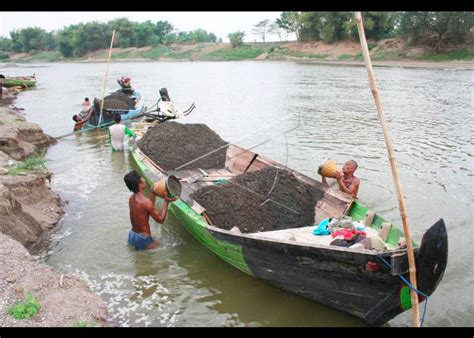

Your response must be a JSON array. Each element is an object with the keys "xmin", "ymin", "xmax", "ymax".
[
  {"xmin": 152, "ymin": 175, "xmax": 181, "ymax": 199},
  {"xmin": 318, "ymin": 159, "xmax": 339, "ymax": 178}
]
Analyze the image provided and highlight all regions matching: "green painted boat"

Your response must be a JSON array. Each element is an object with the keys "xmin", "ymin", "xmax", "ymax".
[
  {"xmin": 3, "ymin": 76, "xmax": 37, "ymax": 88},
  {"xmin": 129, "ymin": 137, "xmax": 448, "ymax": 326}
]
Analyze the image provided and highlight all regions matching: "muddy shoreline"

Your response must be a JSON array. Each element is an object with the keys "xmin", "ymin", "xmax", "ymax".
[{"xmin": 0, "ymin": 91, "xmax": 108, "ymax": 326}]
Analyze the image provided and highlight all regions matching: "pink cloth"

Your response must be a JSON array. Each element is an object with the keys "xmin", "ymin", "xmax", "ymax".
[{"xmin": 332, "ymin": 229, "xmax": 366, "ymax": 241}]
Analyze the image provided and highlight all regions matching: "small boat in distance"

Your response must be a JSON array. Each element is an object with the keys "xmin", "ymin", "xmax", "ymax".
[{"xmin": 3, "ymin": 74, "xmax": 37, "ymax": 88}]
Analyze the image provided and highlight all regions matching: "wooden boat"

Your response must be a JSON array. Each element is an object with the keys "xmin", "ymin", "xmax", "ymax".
[
  {"xmin": 3, "ymin": 75, "xmax": 37, "ymax": 88},
  {"xmin": 129, "ymin": 133, "xmax": 448, "ymax": 326}
]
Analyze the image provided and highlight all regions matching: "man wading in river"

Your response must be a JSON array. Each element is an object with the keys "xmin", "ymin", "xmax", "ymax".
[
  {"xmin": 321, "ymin": 160, "xmax": 360, "ymax": 198},
  {"xmin": 124, "ymin": 171, "xmax": 176, "ymax": 250}
]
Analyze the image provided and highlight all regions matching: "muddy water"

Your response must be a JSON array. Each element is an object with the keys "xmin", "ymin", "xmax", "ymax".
[{"xmin": 4, "ymin": 61, "xmax": 472, "ymax": 327}]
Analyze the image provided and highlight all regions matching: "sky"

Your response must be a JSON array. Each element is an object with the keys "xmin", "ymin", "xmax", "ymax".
[{"xmin": 0, "ymin": 12, "xmax": 296, "ymax": 42}]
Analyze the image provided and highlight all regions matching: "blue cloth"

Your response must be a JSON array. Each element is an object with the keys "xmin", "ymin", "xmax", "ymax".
[
  {"xmin": 128, "ymin": 231, "xmax": 154, "ymax": 250},
  {"xmin": 313, "ymin": 218, "xmax": 332, "ymax": 236}
]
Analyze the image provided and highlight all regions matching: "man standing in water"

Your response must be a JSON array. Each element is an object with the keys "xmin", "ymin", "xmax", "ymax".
[
  {"xmin": 124, "ymin": 171, "xmax": 175, "ymax": 250},
  {"xmin": 321, "ymin": 160, "xmax": 360, "ymax": 198},
  {"xmin": 109, "ymin": 113, "xmax": 135, "ymax": 151}
]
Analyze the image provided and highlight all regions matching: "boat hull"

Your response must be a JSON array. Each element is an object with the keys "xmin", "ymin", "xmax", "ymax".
[{"xmin": 3, "ymin": 78, "xmax": 37, "ymax": 88}]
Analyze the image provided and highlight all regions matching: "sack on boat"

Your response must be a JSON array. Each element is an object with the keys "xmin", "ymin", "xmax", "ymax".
[{"xmin": 329, "ymin": 215, "xmax": 355, "ymax": 233}]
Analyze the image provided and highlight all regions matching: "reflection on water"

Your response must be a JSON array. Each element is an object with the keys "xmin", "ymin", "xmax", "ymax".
[{"xmin": 6, "ymin": 61, "xmax": 473, "ymax": 327}]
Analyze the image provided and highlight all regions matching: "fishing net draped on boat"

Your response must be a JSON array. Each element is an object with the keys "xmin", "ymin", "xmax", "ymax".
[
  {"xmin": 191, "ymin": 166, "xmax": 325, "ymax": 233},
  {"xmin": 137, "ymin": 122, "xmax": 229, "ymax": 170}
]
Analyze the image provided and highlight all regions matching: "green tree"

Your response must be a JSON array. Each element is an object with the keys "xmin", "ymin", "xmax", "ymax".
[
  {"xmin": 0, "ymin": 38, "xmax": 12, "ymax": 51},
  {"xmin": 276, "ymin": 12, "xmax": 302, "ymax": 41},
  {"xmin": 228, "ymin": 31, "xmax": 245, "ymax": 48},
  {"xmin": 344, "ymin": 12, "xmax": 399, "ymax": 41},
  {"xmin": 399, "ymin": 12, "xmax": 474, "ymax": 52},
  {"xmin": 134, "ymin": 21, "xmax": 157, "ymax": 47},
  {"xmin": 55, "ymin": 26, "xmax": 76, "ymax": 57},
  {"xmin": 155, "ymin": 21, "xmax": 174, "ymax": 43},
  {"xmin": 71, "ymin": 22, "xmax": 108, "ymax": 56},
  {"xmin": 108, "ymin": 18, "xmax": 136, "ymax": 48},
  {"xmin": 10, "ymin": 27, "xmax": 50, "ymax": 52}
]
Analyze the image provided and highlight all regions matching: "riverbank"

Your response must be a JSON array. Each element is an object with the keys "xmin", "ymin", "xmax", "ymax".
[
  {"xmin": 0, "ymin": 95, "xmax": 108, "ymax": 327},
  {"xmin": 3, "ymin": 39, "xmax": 473, "ymax": 70}
]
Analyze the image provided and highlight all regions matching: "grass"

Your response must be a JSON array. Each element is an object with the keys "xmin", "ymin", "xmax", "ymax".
[
  {"xmin": 7, "ymin": 153, "xmax": 48, "ymax": 176},
  {"xmin": 202, "ymin": 46, "xmax": 265, "ymax": 61},
  {"xmin": 371, "ymin": 51, "xmax": 402, "ymax": 61},
  {"xmin": 7, "ymin": 293, "xmax": 41, "ymax": 320},
  {"xmin": 417, "ymin": 48, "xmax": 474, "ymax": 61},
  {"xmin": 266, "ymin": 47, "xmax": 328, "ymax": 60},
  {"xmin": 336, "ymin": 52, "xmax": 364, "ymax": 61},
  {"xmin": 76, "ymin": 320, "xmax": 96, "ymax": 327},
  {"xmin": 16, "ymin": 51, "xmax": 63, "ymax": 62},
  {"xmin": 136, "ymin": 47, "xmax": 172, "ymax": 59}
]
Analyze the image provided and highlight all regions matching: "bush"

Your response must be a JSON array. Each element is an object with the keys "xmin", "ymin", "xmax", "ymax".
[
  {"xmin": 0, "ymin": 52, "xmax": 9, "ymax": 60},
  {"xmin": 228, "ymin": 31, "xmax": 245, "ymax": 48},
  {"xmin": 8, "ymin": 293, "xmax": 41, "ymax": 320},
  {"xmin": 8, "ymin": 153, "xmax": 48, "ymax": 176}
]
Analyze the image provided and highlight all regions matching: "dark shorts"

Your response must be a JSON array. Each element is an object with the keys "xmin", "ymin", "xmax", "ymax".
[{"xmin": 128, "ymin": 231, "xmax": 154, "ymax": 250}]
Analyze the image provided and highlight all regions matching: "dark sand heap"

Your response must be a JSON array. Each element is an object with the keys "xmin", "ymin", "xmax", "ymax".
[
  {"xmin": 96, "ymin": 92, "xmax": 136, "ymax": 111},
  {"xmin": 191, "ymin": 166, "xmax": 325, "ymax": 233},
  {"xmin": 138, "ymin": 122, "xmax": 228, "ymax": 171}
]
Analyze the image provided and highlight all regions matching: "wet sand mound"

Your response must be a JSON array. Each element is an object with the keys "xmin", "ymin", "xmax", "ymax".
[
  {"xmin": 191, "ymin": 166, "xmax": 324, "ymax": 233},
  {"xmin": 138, "ymin": 122, "xmax": 228, "ymax": 170}
]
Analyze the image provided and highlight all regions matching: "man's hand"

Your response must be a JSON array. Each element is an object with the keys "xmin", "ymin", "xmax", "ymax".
[
  {"xmin": 335, "ymin": 170, "xmax": 343, "ymax": 180},
  {"xmin": 166, "ymin": 195, "xmax": 178, "ymax": 202}
]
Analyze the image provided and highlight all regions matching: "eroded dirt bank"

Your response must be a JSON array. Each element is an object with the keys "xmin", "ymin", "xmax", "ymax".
[{"xmin": 0, "ymin": 96, "xmax": 108, "ymax": 327}]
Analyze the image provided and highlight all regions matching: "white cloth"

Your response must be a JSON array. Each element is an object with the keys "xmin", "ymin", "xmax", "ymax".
[{"xmin": 109, "ymin": 124, "xmax": 127, "ymax": 151}]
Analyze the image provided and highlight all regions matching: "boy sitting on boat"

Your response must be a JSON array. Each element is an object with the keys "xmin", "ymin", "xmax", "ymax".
[
  {"xmin": 124, "ymin": 171, "xmax": 176, "ymax": 250},
  {"xmin": 321, "ymin": 160, "xmax": 360, "ymax": 198}
]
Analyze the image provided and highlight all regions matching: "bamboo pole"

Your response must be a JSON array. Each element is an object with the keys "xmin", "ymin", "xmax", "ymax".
[
  {"xmin": 97, "ymin": 30, "xmax": 116, "ymax": 128},
  {"xmin": 354, "ymin": 12, "xmax": 421, "ymax": 327}
]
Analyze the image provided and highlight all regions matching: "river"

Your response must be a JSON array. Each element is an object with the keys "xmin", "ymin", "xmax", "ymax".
[{"xmin": 4, "ymin": 61, "xmax": 473, "ymax": 327}]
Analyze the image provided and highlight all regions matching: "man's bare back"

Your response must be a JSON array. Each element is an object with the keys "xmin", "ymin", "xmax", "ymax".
[{"xmin": 124, "ymin": 171, "xmax": 173, "ymax": 250}]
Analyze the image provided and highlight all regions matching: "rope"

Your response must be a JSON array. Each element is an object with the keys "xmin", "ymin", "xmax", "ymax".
[{"xmin": 376, "ymin": 255, "xmax": 430, "ymax": 326}]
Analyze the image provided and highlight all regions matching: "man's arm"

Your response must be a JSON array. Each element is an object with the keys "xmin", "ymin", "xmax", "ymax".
[{"xmin": 146, "ymin": 197, "xmax": 170, "ymax": 224}]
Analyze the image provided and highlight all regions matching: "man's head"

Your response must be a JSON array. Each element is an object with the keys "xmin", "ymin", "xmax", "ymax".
[
  {"xmin": 84, "ymin": 97, "xmax": 89, "ymax": 102},
  {"xmin": 72, "ymin": 114, "xmax": 80, "ymax": 122},
  {"xmin": 342, "ymin": 160, "xmax": 358, "ymax": 175},
  {"xmin": 124, "ymin": 170, "xmax": 145, "ymax": 193},
  {"xmin": 114, "ymin": 113, "xmax": 121, "ymax": 124}
]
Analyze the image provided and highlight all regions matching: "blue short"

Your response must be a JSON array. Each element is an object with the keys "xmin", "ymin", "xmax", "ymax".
[{"xmin": 128, "ymin": 231, "xmax": 154, "ymax": 250}]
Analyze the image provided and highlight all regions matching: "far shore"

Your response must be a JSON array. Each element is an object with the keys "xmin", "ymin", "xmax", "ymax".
[
  {"xmin": 66, "ymin": 57, "xmax": 474, "ymax": 70},
  {"xmin": 2, "ymin": 39, "xmax": 473, "ymax": 71}
]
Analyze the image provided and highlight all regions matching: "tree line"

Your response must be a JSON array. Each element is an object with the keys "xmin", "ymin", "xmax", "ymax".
[
  {"xmin": 0, "ymin": 18, "xmax": 218, "ymax": 57},
  {"xmin": 268, "ymin": 12, "xmax": 473, "ymax": 52},
  {"xmin": 0, "ymin": 12, "xmax": 472, "ymax": 57}
]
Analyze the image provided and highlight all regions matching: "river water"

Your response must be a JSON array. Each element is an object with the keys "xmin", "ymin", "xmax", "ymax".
[{"xmin": 4, "ymin": 61, "xmax": 472, "ymax": 327}]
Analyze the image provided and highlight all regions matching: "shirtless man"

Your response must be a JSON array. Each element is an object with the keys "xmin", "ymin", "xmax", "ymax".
[
  {"xmin": 123, "ymin": 171, "xmax": 175, "ymax": 250},
  {"xmin": 321, "ymin": 160, "xmax": 360, "ymax": 198}
]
